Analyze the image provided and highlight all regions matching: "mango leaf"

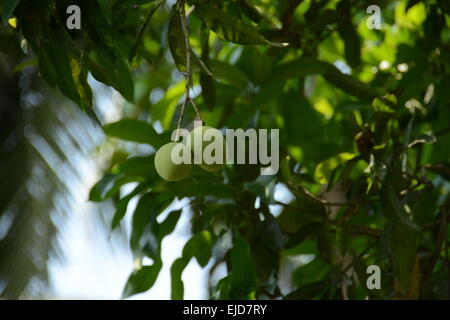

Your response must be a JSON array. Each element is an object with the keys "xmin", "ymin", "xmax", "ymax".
[
  {"xmin": 315, "ymin": 152, "xmax": 356, "ymax": 184},
  {"xmin": 292, "ymin": 257, "xmax": 331, "ymax": 287},
  {"xmin": 380, "ymin": 179, "xmax": 420, "ymax": 231},
  {"xmin": 283, "ymin": 240, "xmax": 318, "ymax": 256},
  {"xmin": 2, "ymin": 0, "xmax": 21, "ymax": 24},
  {"xmin": 194, "ymin": 2, "xmax": 270, "ymax": 45},
  {"xmin": 39, "ymin": 26, "xmax": 82, "ymax": 107},
  {"xmin": 268, "ymin": 58, "xmax": 377, "ymax": 101},
  {"xmin": 103, "ymin": 118, "xmax": 164, "ymax": 147},
  {"xmin": 69, "ymin": 58, "xmax": 93, "ymax": 110},
  {"xmin": 238, "ymin": 0, "xmax": 264, "ymax": 23},
  {"xmin": 129, "ymin": 0, "xmax": 163, "ymax": 62},
  {"xmin": 130, "ymin": 192, "xmax": 172, "ymax": 255},
  {"xmin": 238, "ymin": 47, "xmax": 272, "ymax": 85},
  {"xmin": 183, "ymin": 230, "xmax": 214, "ymax": 267},
  {"xmin": 244, "ymin": 175, "xmax": 276, "ymax": 205},
  {"xmin": 113, "ymin": 155, "xmax": 158, "ymax": 179},
  {"xmin": 170, "ymin": 231, "xmax": 214, "ymax": 299},
  {"xmin": 151, "ymin": 81, "xmax": 185, "ymax": 130},
  {"xmin": 89, "ymin": 173, "xmax": 141, "ymax": 202},
  {"xmin": 209, "ymin": 60, "xmax": 249, "ymax": 88},
  {"xmin": 156, "ymin": 210, "xmax": 182, "ymax": 241},
  {"xmin": 86, "ymin": 51, "xmax": 134, "ymax": 102},
  {"xmin": 79, "ymin": 0, "xmax": 114, "ymax": 59},
  {"xmin": 386, "ymin": 224, "xmax": 418, "ymax": 292},
  {"xmin": 122, "ymin": 258, "xmax": 162, "ymax": 298},
  {"xmin": 324, "ymin": 66, "xmax": 378, "ymax": 101},
  {"xmin": 111, "ymin": 182, "xmax": 150, "ymax": 230},
  {"xmin": 120, "ymin": 0, "xmax": 158, "ymax": 7},
  {"xmin": 200, "ymin": 28, "xmax": 216, "ymax": 110},
  {"xmin": 168, "ymin": 5, "xmax": 187, "ymax": 72},
  {"xmin": 229, "ymin": 233, "xmax": 257, "ymax": 299},
  {"xmin": 170, "ymin": 257, "xmax": 189, "ymax": 300},
  {"xmin": 336, "ymin": 1, "xmax": 361, "ymax": 69},
  {"xmin": 284, "ymin": 281, "xmax": 328, "ymax": 299},
  {"xmin": 267, "ymin": 58, "xmax": 330, "ymax": 84}
]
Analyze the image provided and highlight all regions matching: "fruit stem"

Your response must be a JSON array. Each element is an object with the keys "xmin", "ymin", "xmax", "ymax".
[{"xmin": 175, "ymin": 2, "xmax": 202, "ymax": 141}]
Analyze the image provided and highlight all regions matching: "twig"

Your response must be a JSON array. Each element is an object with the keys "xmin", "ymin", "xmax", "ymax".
[
  {"xmin": 174, "ymin": 2, "xmax": 202, "ymax": 141},
  {"xmin": 286, "ymin": 180, "xmax": 358, "ymax": 207},
  {"xmin": 189, "ymin": 98, "xmax": 202, "ymax": 121}
]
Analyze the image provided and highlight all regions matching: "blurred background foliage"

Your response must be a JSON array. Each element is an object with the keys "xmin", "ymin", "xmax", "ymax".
[{"xmin": 1, "ymin": 0, "xmax": 450, "ymax": 299}]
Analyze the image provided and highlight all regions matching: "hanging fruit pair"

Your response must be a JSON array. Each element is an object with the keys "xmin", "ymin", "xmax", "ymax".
[
  {"xmin": 154, "ymin": 3, "xmax": 227, "ymax": 182},
  {"xmin": 154, "ymin": 125, "xmax": 227, "ymax": 182}
]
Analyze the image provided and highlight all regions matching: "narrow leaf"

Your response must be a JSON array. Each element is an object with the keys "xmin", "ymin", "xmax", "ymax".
[
  {"xmin": 194, "ymin": 2, "xmax": 270, "ymax": 45},
  {"xmin": 122, "ymin": 259, "xmax": 162, "ymax": 298},
  {"xmin": 103, "ymin": 118, "xmax": 164, "ymax": 147},
  {"xmin": 2, "ymin": 0, "xmax": 21, "ymax": 24},
  {"xmin": 129, "ymin": 1, "xmax": 163, "ymax": 62}
]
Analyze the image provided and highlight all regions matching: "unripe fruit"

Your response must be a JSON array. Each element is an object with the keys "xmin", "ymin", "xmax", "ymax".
[
  {"xmin": 154, "ymin": 142, "xmax": 192, "ymax": 182},
  {"xmin": 186, "ymin": 126, "xmax": 227, "ymax": 172}
]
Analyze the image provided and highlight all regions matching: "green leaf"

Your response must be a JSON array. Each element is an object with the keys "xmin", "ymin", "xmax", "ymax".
[
  {"xmin": 284, "ymin": 281, "xmax": 328, "ymax": 299},
  {"xmin": 119, "ymin": 0, "xmax": 158, "ymax": 7},
  {"xmin": 170, "ymin": 230, "xmax": 214, "ymax": 299},
  {"xmin": 130, "ymin": 192, "xmax": 171, "ymax": 255},
  {"xmin": 194, "ymin": 2, "xmax": 270, "ymax": 45},
  {"xmin": 168, "ymin": 5, "xmax": 187, "ymax": 72},
  {"xmin": 268, "ymin": 59, "xmax": 377, "ymax": 101},
  {"xmin": 267, "ymin": 58, "xmax": 330, "ymax": 84},
  {"xmin": 170, "ymin": 257, "xmax": 189, "ymax": 300},
  {"xmin": 380, "ymin": 179, "xmax": 420, "ymax": 231},
  {"xmin": 388, "ymin": 224, "xmax": 418, "ymax": 291},
  {"xmin": 244, "ymin": 175, "xmax": 276, "ymax": 205},
  {"xmin": 89, "ymin": 173, "xmax": 140, "ymax": 202},
  {"xmin": 157, "ymin": 210, "xmax": 182, "ymax": 241},
  {"xmin": 238, "ymin": 0, "xmax": 264, "ymax": 23},
  {"xmin": 182, "ymin": 231, "xmax": 214, "ymax": 267},
  {"xmin": 115, "ymin": 57, "xmax": 135, "ymax": 102},
  {"xmin": 238, "ymin": 47, "xmax": 272, "ymax": 85},
  {"xmin": 323, "ymin": 66, "xmax": 378, "ymax": 101},
  {"xmin": 229, "ymin": 233, "xmax": 257, "ymax": 299},
  {"xmin": 336, "ymin": 1, "xmax": 361, "ymax": 69},
  {"xmin": 314, "ymin": 152, "xmax": 356, "ymax": 184},
  {"xmin": 122, "ymin": 259, "xmax": 162, "ymax": 298},
  {"xmin": 86, "ymin": 51, "xmax": 134, "ymax": 102},
  {"xmin": 38, "ymin": 25, "xmax": 82, "ymax": 107},
  {"xmin": 129, "ymin": 1, "xmax": 163, "ymax": 62},
  {"xmin": 292, "ymin": 257, "xmax": 330, "ymax": 287},
  {"xmin": 111, "ymin": 182, "xmax": 150, "ymax": 230},
  {"xmin": 103, "ymin": 119, "xmax": 164, "ymax": 147},
  {"xmin": 79, "ymin": 0, "xmax": 114, "ymax": 59},
  {"xmin": 113, "ymin": 155, "xmax": 159, "ymax": 179},
  {"xmin": 200, "ymin": 71, "xmax": 216, "ymax": 111},
  {"xmin": 283, "ymin": 240, "xmax": 318, "ymax": 256},
  {"xmin": 209, "ymin": 60, "xmax": 249, "ymax": 88},
  {"xmin": 69, "ymin": 58, "xmax": 93, "ymax": 110},
  {"xmin": 200, "ymin": 28, "xmax": 216, "ymax": 110},
  {"xmin": 2, "ymin": 0, "xmax": 21, "ymax": 24},
  {"xmin": 0, "ymin": 30, "xmax": 25, "ymax": 59}
]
